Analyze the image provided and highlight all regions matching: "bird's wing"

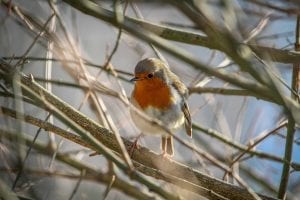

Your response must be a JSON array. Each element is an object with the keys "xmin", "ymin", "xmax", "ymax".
[
  {"xmin": 182, "ymin": 101, "xmax": 192, "ymax": 137},
  {"xmin": 170, "ymin": 72, "xmax": 192, "ymax": 137}
]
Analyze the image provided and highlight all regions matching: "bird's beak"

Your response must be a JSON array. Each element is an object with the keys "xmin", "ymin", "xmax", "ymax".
[{"xmin": 130, "ymin": 77, "xmax": 140, "ymax": 82}]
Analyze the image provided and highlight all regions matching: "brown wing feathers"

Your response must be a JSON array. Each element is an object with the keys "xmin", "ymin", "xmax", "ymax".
[{"xmin": 182, "ymin": 102, "xmax": 192, "ymax": 137}]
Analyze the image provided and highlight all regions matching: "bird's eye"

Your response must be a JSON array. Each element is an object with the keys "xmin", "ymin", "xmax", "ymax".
[{"xmin": 147, "ymin": 73, "xmax": 154, "ymax": 78}]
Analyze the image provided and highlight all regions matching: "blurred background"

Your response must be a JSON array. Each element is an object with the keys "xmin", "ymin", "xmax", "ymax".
[{"xmin": 0, "ymin": 0, "xmax": 300, "ymax": 199}]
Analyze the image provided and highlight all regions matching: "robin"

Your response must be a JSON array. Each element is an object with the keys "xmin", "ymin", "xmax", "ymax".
[{"xmin": 130, "ymin": 58, "xmax": 192, "ymax": 156}]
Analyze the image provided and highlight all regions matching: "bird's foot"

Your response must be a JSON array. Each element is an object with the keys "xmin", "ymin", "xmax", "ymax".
[{"xmin": 129, "ymin": 134, "xmax": 142, "ymax": 157}]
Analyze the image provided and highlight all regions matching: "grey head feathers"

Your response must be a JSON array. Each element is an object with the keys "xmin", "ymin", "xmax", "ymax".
[
  {"xmin": 135, "ymin": 58, "xmax": 170, "ymax": 84},
  {"xmin": 134, "ymin": 58, "xmax": 188, "ymax": 97}
]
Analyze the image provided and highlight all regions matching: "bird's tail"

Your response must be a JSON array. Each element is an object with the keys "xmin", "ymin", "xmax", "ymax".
[{"xmin": 161, "ymin": 136, "xmax": 174, "ymax": 156}]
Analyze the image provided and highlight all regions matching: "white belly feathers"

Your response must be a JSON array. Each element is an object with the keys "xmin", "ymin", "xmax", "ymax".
[{"xmin": 130, "ymin": 86, "xmax": 184, "ymax": 136}]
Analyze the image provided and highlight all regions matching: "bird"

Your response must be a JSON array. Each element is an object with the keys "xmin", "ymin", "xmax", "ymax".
[{"xmin": 130, "ymin": 58, "xmax": 192, "ymax": 156}]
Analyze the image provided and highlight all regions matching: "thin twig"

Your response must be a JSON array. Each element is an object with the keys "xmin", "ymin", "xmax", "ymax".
[
  {"xmin": 11, "ymin": 113, "xmax": 51, "ymax": 190},
  {"xmin": 13, "ymin": 14, "xmax": 55, "ymax": 68},
  {"xmin": 274, "ymin": 132, "xmax": 300, "ymax": 146},
  {"xmin": 223, "ymin": 122, "xmax": 287, "ymax": 179},
  {"xmin": 192, "ymin": 122, "xmax": 300, "ymax": 168},
  {"xmin": 1, "ymin": 56, "xmax": 133, "ymax": 77},
  {"xmin": 247, "ymin": 0, "xmax": 300, "ymax": 15},
  {"xmin": 102, "ymin": 161, "xmax": 115, "ymax": 200},
  {"xmin": 45, "ymin": 0, "xmax": 58, "ymax": 151},
  {"xmin": 68, "ymin": 169, "xmax": 85, "ymax": 200}
]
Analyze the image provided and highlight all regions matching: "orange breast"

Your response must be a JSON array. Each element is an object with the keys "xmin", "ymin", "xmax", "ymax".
[{"xmin": 133, "ymin": 77, "xmax": 172, "ymax": 109}]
